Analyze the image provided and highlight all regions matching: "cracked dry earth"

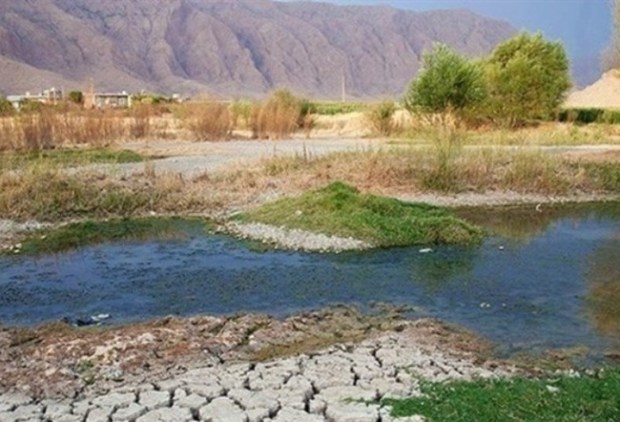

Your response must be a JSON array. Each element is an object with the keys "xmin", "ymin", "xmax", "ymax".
[{"xmin": 0, "ymin": 309, "xmax": 516, "ymax": 422}]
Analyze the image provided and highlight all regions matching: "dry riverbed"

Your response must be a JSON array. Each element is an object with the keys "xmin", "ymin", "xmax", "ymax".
[{"xmin": 0, "ymin": 307, "xmax": 520, "ymax": 422}]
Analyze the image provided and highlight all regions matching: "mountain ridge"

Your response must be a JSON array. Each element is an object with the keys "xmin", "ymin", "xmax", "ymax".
[{"xmin": 0, "ymin": 0, "xmax": 516, "ymax": 98}]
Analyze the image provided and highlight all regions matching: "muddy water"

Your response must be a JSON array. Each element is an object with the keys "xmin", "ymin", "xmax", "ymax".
[{"xmin": 0, "ymin": 203, "xmax": 618, "ymax": 357}]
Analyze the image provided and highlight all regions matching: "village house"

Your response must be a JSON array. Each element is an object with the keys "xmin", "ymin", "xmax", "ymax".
[
  {"xmin": 7, "ymin": 87, "xmax": 63, "ymax": 110},
  {"xmin": 84, "ymin": 90, "xmax": 132, "ymax": 109}
]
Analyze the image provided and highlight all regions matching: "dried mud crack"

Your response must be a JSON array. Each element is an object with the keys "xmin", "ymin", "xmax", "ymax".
[{"xmin": 0, "ymin": 307, "xmax": 518, "ymax": 421}]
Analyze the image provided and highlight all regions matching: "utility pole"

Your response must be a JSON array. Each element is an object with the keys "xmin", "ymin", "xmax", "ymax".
[{"xmin": 341, "ymin": 68, "xmax": 346, "ymax": 103}]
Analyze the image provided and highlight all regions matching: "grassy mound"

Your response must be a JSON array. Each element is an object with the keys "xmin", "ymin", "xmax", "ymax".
[
  {"xmin": 7, "ymin": 217, "xmax": 201, "ymax": 255},
  {"xmin": 239, "ymin": 182, "xmax": 482, "ymax": 247},
  {"xmin": 383, "ymin": 370, "xmax": 620, "ymax": 421}
]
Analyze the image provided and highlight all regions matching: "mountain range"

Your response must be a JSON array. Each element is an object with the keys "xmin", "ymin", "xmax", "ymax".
[{"xmin": 0, "ymin": 0, "xmax": 516, "ymax": 99}]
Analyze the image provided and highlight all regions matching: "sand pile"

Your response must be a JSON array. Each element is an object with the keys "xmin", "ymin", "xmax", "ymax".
[{"xmin": 565, "ymin": 70, "xmax": 620, "ymax": 109}]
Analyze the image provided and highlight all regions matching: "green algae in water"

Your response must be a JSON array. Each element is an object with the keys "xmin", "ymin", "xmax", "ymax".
[{"xmin": 11, "ymin": 217, "xmax": 207, "ymax": 255}]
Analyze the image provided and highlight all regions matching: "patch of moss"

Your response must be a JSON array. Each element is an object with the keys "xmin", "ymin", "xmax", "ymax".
[{"xmin": 239, "ymin": 182, "xmax": 483, "ymax": 247}]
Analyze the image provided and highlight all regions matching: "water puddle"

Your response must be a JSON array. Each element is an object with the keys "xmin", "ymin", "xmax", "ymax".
[{"xmin": 0, "ymin": 203, "xmax": 618, "ymax": 358}]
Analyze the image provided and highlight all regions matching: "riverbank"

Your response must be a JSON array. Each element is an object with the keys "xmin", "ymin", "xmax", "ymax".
[{"xmin": 0, "ymin": 307, "xmax": 518, "ymax": 421}]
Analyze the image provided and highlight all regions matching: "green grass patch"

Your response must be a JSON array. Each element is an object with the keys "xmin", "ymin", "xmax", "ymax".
[
  {"xmin": 0, "ymin": 148, "xmax": 143, "ymax": 170},
  {"xmin": 311, "ymin": 101, "xmax": 370, "ymax": 115},
  {"xmin": 239, "ymin": 182, "xmax": 483, "ymax": 246},
  {"xmin": 383, "ymin": 370, "xmax": 620, "ymax": 421},
  {"xmin": 10, "ymin": 217, "xmax": 203, "ymax": 255}
]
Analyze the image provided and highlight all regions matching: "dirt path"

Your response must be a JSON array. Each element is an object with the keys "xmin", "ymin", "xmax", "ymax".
[
  {"xmin": 77, "ymin": 138, "xmax": 381, "ymax": 178},
  {"xmin": 81, "ymin": 139, "xmax": 620, "ymax": 179}
]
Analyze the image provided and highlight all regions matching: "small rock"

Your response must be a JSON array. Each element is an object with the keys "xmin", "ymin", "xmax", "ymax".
[{"xmin": 546, "ymin": 385, "xmax": 560, "ymax": 394}]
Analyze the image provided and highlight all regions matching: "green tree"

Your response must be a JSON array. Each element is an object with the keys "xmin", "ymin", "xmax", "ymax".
[
  {"xmin": 484, "ymin": 32, "xmax": 571, "ymax": 127},
  {"xmin": 403, "ymin": 43, "xmax": 486, "ymax": 123},
  {"xmin": 68, "ymin": 90, "xmax": 84, "ymax": 104}
]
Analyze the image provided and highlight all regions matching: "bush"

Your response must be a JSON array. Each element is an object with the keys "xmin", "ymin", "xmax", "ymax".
[
  {"xmin": 252, "ymin": 89, "xmax": 303, "ymax": 139},
  {"xmin": 484, "ymin": 32, "xmax": 571, "ymax": 127},
  {"xmin": 129, "ymin": 104, "xmax": 153, "ymax": 139},
  {"xmin": 403, "ymin": 43, "xmax": 486, "ymax": 123},
  {"xmin": 229, "ymin": 100, "xmax": 253, "ymax": 130},
  {"xmin": 558, "ymin": 108, "xmax": 620, "ymax": 125},
  {"xmin": 184, "ymin": 102, "xmax": 231, "ymax": 141},
  {"xmin": 366, "ymin": 100, "xmax": 397, "ymax": 136},
  {"xmin": 0, "ymin": 97, "xmax": 14, "ymax": 116},
  {"xmin": 68, "ymin": 91, "xmax": 84, "ymax": 105}
]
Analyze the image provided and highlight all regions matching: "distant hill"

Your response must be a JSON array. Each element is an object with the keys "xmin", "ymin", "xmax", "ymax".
[
  {"xmin": 0, "ymin": 0, "xmax": 516, "ymax": 99},
  {"xmin": 565, "ymin": 70, "xmax": 620, "ymax": 109}
]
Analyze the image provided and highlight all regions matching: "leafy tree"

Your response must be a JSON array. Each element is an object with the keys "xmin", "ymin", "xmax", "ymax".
[
  {"xmin": 68, "ymin": 90, "xmax": 84, "ymax": 104},
  {"xmin": 484, "ymin": 32, "xmax": 571, "ymax": 127},
  {"xmin": 403, "ymin": 43, "xmax": 486, "ymax": 123}
]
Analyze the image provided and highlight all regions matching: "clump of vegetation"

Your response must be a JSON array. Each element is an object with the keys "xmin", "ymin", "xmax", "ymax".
[
  {"xmin": 366, "ymin": 100, "xmax": 397, "ymax": 136},
  {"xmin": 238, "ymin": 182, "xmax": 483, "ymax": 246},
  {"xmin": 311, "ymin": 102, "xmax": 369, "ymax": 115},
  {"xmin": 0, "ymin": 96, "xmax": 14, "ymax": 116},
  {"xmin": 67, "ymin": 91, "xmax": 84, "ymax": 105},
  {"xmin": 383, "ymin": 370, "xmax": 620, "ymax": 421},
  {"xmin": 403, "ymin": 32, "xmax": 571, "ymax": 129},
  {"xmin": 230, "ymin": 100, "xmax": 253, "ymax": 130},
  {"xmin": 484, "ymin": 32, "xmax": 571, "ymax": 127},
  {"xmin": 183, "ymin": 102, "xmax": 231, "ymax": 141},
  {"xmin": 0, "ymin": 159, "xmax": 208, "ymax": 221},
  {"xmin": 558, "ymin": 108, "xmax": 620, "ymax": 125},
  {"xmin": 11, "ymin": 217, "xmax": 200, "ymax": 255},
  {"xmin": 129, "ymin": 103, "xmax": 153, "ymax": 139},
  {"xmin": 252, "ymin": 89, "xmax": 312, "ymax": 139},
  {"xmin": 404, "ymin": 43, "xmax": 487, "ymax": 123},
  {"xmin": 403, "ymin": 44, "xmax": 484, "ymax": 189}
]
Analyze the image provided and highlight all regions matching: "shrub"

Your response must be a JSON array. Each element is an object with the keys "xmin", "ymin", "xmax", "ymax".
[
  {"xmin": 184, "ymin": 102, "xmax": 231, "ymax": 141},
  {"xmin": 129, "ymin": 104, "xmax": 153, "ymax": 139},
  {"xmin": 558, "ymin": 108, "xmax": 620, "ymax": 125},
  {"xmin": 229, "ymin": 100, "xmax": 253, "ymax": 130},
  {"xmin": 484, "ymin": 32, "xmax": 571, "ymax": 127},
  {"xmin": 252, "ymin": 89, "xmax": 303, "ymax": 139},
  {"xmin": 366, "ymin": 100, "xmax": 397, "ymax": 136},
  {"xmin": 68, "ymin": 91, "xmax": 84, "ymax": 105},
  {"xmin": 0, "ymin": 97, "xmax": 14, "ymax": 116}
]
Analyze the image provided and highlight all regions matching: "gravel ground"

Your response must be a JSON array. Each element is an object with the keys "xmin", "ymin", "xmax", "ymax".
[
  {"xmin": 224, "ymin": 222, "xmax": 371, "ymax": 252},
  {"xmin": 75, "ymin": 138, "xmax": 379, "ymax": 179}
]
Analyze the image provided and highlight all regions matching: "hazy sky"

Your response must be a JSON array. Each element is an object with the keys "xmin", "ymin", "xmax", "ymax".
[{"xmin": 288, "ymin": 0, "xmax": 613, "ymax": 85}]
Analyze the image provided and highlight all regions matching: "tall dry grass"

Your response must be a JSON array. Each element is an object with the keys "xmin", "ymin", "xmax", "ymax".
[
  {"xmin": 0, "ymin": 161, "xmax": 212, "ymax": 221},
  {"xmin": 235, "ymin": 147, "xmax": 615, "ymax": 196},
  {"xmin": 365, "ymin": 100, "xmax": 397, "ymax": 136},
  {"xmin": 0, "ymin": 108, "xmax": 126, "ymax": 152},
  {"xmin": 182, "ymin": 102, "xmax": 231, "ymax": 141},
  {"xmin": 251, "ymin": 90, "xmax": 304, "ymax": 139}
]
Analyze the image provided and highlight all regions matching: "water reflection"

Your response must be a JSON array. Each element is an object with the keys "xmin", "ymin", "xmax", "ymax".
[
  {"xmin": 457, "ymin": 202, "xmax": 620, "ymax": 243},
  {"xmin": 586, "ymin": 233, "xmax": 620, "ymax": 341}
]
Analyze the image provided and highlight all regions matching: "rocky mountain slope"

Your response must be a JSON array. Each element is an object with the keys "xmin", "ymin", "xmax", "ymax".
[{"xmin": 0, "ymin": 0, "xmax": 515, "ymax": 98}]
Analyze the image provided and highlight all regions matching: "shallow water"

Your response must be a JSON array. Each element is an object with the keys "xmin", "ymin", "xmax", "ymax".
[{"xmin": 0, "ymin": 203, "xmax": 619, "ymax": 357}]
